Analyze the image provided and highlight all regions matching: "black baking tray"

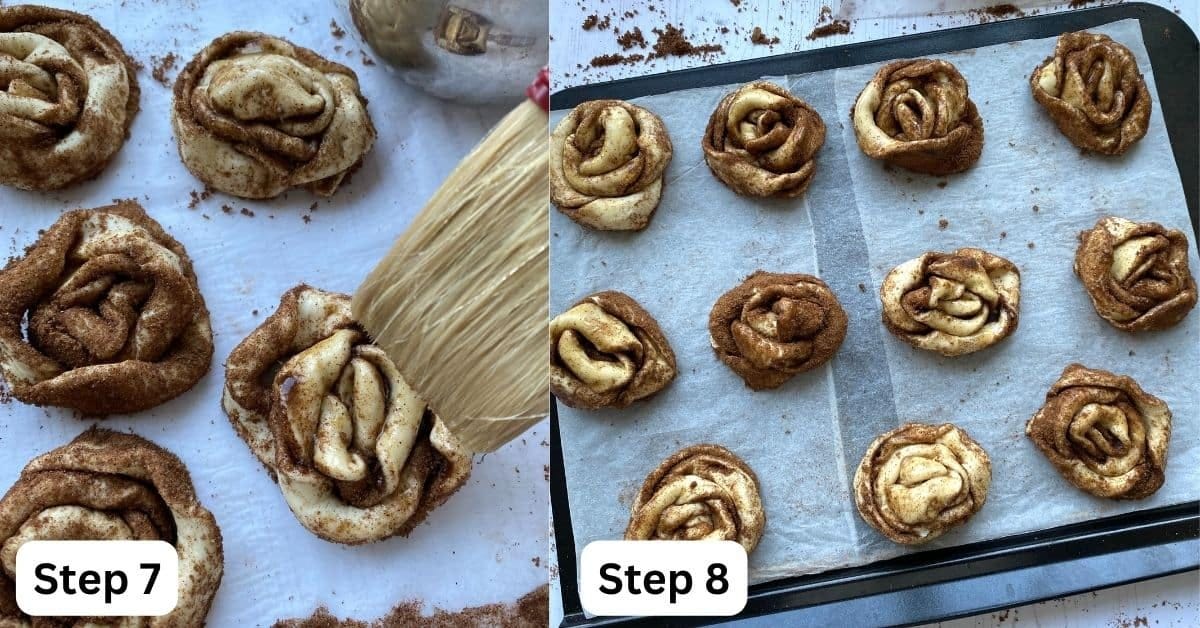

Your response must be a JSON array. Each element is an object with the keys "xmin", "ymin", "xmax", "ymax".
[{"xmin": 549, "ymin": 3, "xmax": 1200, "ymax": 626}]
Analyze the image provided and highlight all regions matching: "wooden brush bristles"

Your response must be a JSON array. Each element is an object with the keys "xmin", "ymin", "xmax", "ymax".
[{"xmin": 353, "ymin": 99, "xmax": 548, "ymax": 453}]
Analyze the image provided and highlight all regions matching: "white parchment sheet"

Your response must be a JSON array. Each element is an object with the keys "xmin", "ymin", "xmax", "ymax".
[
  {"xmin": 551, "ymin": 18, "xmax": 1200, "ymax": 584},
  {"xmin": 0, "ymin": 0, "xmax": 548, "ymax": 624}
]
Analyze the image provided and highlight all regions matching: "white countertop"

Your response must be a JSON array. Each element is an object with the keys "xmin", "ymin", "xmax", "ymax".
[{"xmin": 547, "ymin": 1, "xmax": 1200, "ymax": 625}]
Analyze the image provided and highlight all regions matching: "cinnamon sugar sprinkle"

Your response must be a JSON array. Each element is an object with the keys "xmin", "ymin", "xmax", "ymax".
[{"xmin": 273, "ymin": 585, "xmax": 549, "ymax": 628}]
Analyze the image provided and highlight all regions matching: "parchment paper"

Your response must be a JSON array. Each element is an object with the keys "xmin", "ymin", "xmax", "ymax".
[
  {"xmin": 0, "ymin": 0, "xmax": 548, "ymax": 623},
  {"xmin": 551, "ymin": 18, "xmax": 1199, "ymax": 584}
]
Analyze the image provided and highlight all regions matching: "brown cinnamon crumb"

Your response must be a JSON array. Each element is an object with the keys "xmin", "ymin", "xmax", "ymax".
[
  {"xmin": 150, "ymin": 53, "xmax": 177, "ymax": 86},
  {"xmin": 1027, "ymin": 241, "xmax": 1036, "ymax": 249},
  {"xmin": 983, "ymin": 4, "xmax": 1025, "ymax": 18},
  {"xmin": 360, "ymin": 51, "xmax": 376, "ymax": 66},
  {"xmin": 240, "ymin": 208, "xmax": 255, "ymax": 217},
  {"xmin": 221, "ymin": 205, "xmax": 233, "ymax": 215},
  {"xmin": 858, "ymin": 283, "xmax": 866, "ymax": 292},
  {"xmin": 938, "ymin": 218, "xmax": 949, "ymax": 230},
  {"xmin": 750, "ymin": 27, "xmax": 780, "ymax": 45},
  {"xmin": 649, "ymin": 24, "xmax": 723, "ymax": 60},
  {"xmin": 617, "ymin": 27, "xmax": 647, "ymax": 50},
  {"xmin": 1032, "ymin": 205, "xmax": 1040, "ymax": 213},
  {"xmin": 807, "ymin": 20, "xmax": 850, "ymax": 40},
  {"xmin": 302, "ymin": 215, "xmax": 313, "ymax": 224},
  {"xmin": 1000, "ymin": 231, "xmax": 1007, "ymax": 239},
  {"xmin": 590, "ymin": 53, "xmax": 644, "ymax": 67},
  {"xmin": 330, "ymin": 19, "xmax": 346, "ymax": 39},
  {"xmin": 582, "ymin": 15, "xmax": 598, "ymax": 30},
  {"xmin": 273, "ymin": 585, "xmax": 549, "ymax": 628}
]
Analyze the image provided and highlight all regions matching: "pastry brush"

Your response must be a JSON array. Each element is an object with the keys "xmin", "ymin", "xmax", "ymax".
[{"xmin": 352, "ymin": 68, "xmax": 549, "ymax": 453}]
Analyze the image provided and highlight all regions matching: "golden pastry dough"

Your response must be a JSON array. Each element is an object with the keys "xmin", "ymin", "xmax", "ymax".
[
  {"xmin": 223, "ymin": 285, "xmax": 470, "ymax": 544},
  {"xmin": 1075, "ymin": 216, "xmax": 1197, "ymax": 331},
  {"xmin": 172, "ymin": 32, "xmax": 376, "ymax": 199},
  {"xmin": 1026, "ymin": 364, "xmax": 1170, "ymax": 499},
  {"xmin": 1031, "ymin": 31, "xmax": 1151, "ymax": 155},
  {"xmin": 880, "ymin": 248, "xmax": 1020, "ymax": 356},
  {"xmin": 0, "ymin": 5, "xmax": 139, "ymax": 190},
  {"xmin": 701, "ymin": 81, "xmax": 826, "ymax": 198},
  {"xmin": 0, "ymin": 428, "xmax": 223, "ymax": 626},
  {"xmin": 550, "ymin": 99, "xmax": 673, "ymax": 231},
  {"xmin": 625, "ymin": 444, "xmax": 765, "ymax": 554},
  {"xmin": 852, "ymin": 59, "xmax": 984, "ymax": 175},
  {"xmin": 709, "ymin": 271, "xmax": 847, "ymax": 390},
  {"xmin": 550, "ymin": 291, "xmax": 676, "ymax": 409},
  {"xmin": 0, "ymin": 201, "xmax": 213, "ymax": 415},
  {"xmin": 854, "ymin": 423, "xmax": 991, "ymax": 545}
]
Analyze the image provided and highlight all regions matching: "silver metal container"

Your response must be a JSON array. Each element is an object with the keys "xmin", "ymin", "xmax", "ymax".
[{"xmin": 349, "ymin": 0, "xmax": 547, "ymax": 105}]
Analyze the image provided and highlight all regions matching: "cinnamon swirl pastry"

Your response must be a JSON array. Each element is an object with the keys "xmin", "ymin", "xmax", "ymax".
[
  {"xmin": 880, "ymin": 248, "xmax": 1020, "ymax": 356},
  {"xmin": 709, "ymin": 271, "xmax": 847, "ymax": 390},
  {"xmin": 0, "ymin": 427, "xmax": 223, "ymax": 625},
  {"xmin": 1075, "ymin": 216, "xmax": 1197, "ymax": 331},
  {"xmin": 702, "ymin": 81, "xmax": 826, "ymax": 198},
  {"xmin": 172, "ymin": 32, "xmax": 376, "ymax": 199},
  {"xmin": 550, "ymin": 291, "xmax": 676, "ymax": 409},
  {"xmin": 223, "ymin": 285, "xmax": 471, "ymax": 544},
  {"xmin": 625, "ymin": 444, "xmax": 765, "ymax": 554},
  {"xmin": 0, "ymin": 201, "xmax": 213, "ymax": 415},
  {"xmin": 550, "ymin": 100, "xmax": 673, "ymax": 231},
  {"xmin": 852, "ymin": 59, "xmax": 984, "ymax": 175},
  {"xmin": 0, "ymin": 5, "xmax": 140, "ymax": 190},
  {"xmin": 1026, "ymin": 364, "xmax": 1170, "ymax": 499},
  {"xmin": 854, "ymin": 423, "xmax": 991, "ymax": 545},
  {"xmin": 1031, "ymin": 32, "xmax": 1151, "ymax": 156}
]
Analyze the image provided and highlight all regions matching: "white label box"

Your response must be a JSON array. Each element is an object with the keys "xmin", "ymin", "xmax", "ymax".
[
  {"xmin": 16, "ymin": 540, "xmax": 179, "ymax": 617},
  {"xmin": 580, "ymin": 540, "xmax": 747, "ymax": 617}
]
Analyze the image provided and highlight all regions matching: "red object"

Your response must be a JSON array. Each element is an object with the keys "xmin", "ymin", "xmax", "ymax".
[{"xmin": 526, "ymin": 67, "xmax": 550, "ymax": 112}]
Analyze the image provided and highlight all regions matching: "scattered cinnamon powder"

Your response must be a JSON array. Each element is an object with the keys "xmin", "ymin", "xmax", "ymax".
[
  {"xmin": 187, "ymin": 187, "xmax": 213, "ymax": 210},
  {"xmin": 221, "ymin": 204, "xmax": 234, "ymax": 215},
  {"xmin": 807, "ymin": 20, "xmax": 850, "ymax": 40},
  {"xmin": 582, "ymin": 15, "xmax": 598, "ymax": 30},
  {"xmin": 273, "ymin": 585, "xmax": 549, "ymax": 628},
  {"xmin": 1067, "ymin": 0, "xmax": 1095, "ymax": 8},
  {"xmin": 150, "ymin": 52, "xmax": 177, "ymax": 86},
  {"xmin": 983, "ymin": 4, "xmax": 1025, "ymax": 18},
  {"xmin": 649, "ymin": 24, "xmax": 723, "ymax": 60},
  {"xmin": 617, "ymin": 27, "xmax": 646, "ymax": 50},
  {"xmin": 240, "ymin": 208, "xmax": 255, "ymax": 218},
  {"xmin": 330, "ymin": 20, "xmax": 346, "ymax": 39},
  {"xmin": 750, "ymin": 27, "xmax": 780, "ymax": 45}
]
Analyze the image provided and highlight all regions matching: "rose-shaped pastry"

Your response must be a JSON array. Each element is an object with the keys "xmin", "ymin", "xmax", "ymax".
[
  {"xmin": 1075, "ymin": 216, "xmax": 1197, "ymax": 332},
  {"xmin": 0, "ymin": 5, "xmax": 139, "ymax": 190},
  {"xmin": 852, "ymin": 59, "xmax": 984, "ymax": 175},
  {"xmin": 701, "ymin": 81, "xmax": 826, "ymax": 198},
  {"xmin": 223, "ymin": 285, "xmax": 471, "ymax": 544},
  {"xmin": 854, "ymin": 423, "xmax": 990, "ymax": 545},
  {"xmin": 550, "ymin": 291, "xmax": 676, "ymax": 409},
  {"xmin": 881, "ymin": 248, "xmax": 1020, "ymax": 356},
  {"xmin": 709, "ymin": 271, "xmax": 847, "ymax": 390},
  {"xmin": 550, "ymin": 100, "xmax": 673, "ymax": 231},
  {"xmin": 1031, "ymin": 32, "xmax": 1151, "ymax": 155},
  {"xmin": 172, "ymin": 32, "xmax": 376, "ymax": 199},
  {"xmin": 0, "ymin": 201, "xmax": 213, "ymax": 415},
  {"xmin": 0, "ymin": 428, "xmax": 223, "ymax": 625},
  {"xmin": 625, "ymin": 444, "xmax": 765, "ymax": 554},
  {"xmin": 1026, "ymin": 364, "xmax": 1170, "ymax": 499}
]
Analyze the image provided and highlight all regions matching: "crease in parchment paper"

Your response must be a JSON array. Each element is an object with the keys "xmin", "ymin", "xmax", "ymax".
[{"xmin": 551, "ymin": 19, "xmax": 1199, "ymax": 584}]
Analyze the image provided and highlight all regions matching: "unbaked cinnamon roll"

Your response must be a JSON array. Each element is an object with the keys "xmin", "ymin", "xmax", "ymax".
[
  {"xmin": 0, "ymin": 5, "xmax": 139, "ymax": 190},
  {"xmin": 880, "ymin": 248, "xmax": 1020, "ymax": 356},
  {"xmin": 702, "ymin": 81, "xmax": 826, "ymax": 198},
  {"xmin": 852, "ymin": 59, "xmax": 984, "ymax": 175},
  {"xmin": 550, "ymin": 100, "xmax": 673, "ymax": 231},
  {"xmin": 854, "ymin": 423, "xmax": 990, "ymax": 545},
  {"xmin": 0, "ymin": 428, "xmax": 223, "ymax": 625},
  {"xmin": 550, "ymin": 291, "xmax": 676, "ymax": 409},
  {"xmin": 223, "ymin": 285, "xmax": 470, "ymax": 544},
  {"xmin": 0, "ymin": 201, "xmax": 213, "ymax": 415},
  {"xmin": 1026, "ymin": 364, "xmax": 1170, "ymax": 499},
  {"xmin": 172, "ymin": 32, "xmax": 376, "ymax": 199},
  {"xmin": 709, "ymin": 271, "xmax": 847, "ymax": 390},
  {"xmin": 1075, "ymin": 216, "xmax": 1197, "ymax": 331},
  {"xmin": 626, "ymin": 444, "xmax": 765, "ymax": 554},
  {"xmin": 1031, "ymin": 31, "xmax": 1151, "ymax": 156}
]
